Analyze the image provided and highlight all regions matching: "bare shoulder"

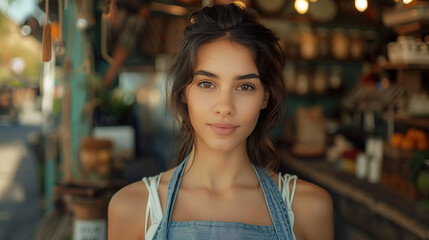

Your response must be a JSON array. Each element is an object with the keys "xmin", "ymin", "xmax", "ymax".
[
  {"xmin": 108, "ymin": 168, "xmax": 177, "ymax": 240},
  {"xmin": 108, "ymin": 180, "xmax": 149, "ymax": 217},
  {"xmin": 109, "ymin": 167, "xmax": 177, "ymax": 213},
  {"xmin": 293, "ymin": 179, "xmax": 334, "ymax": 240},
  {"xmin": 295, "ymin": 179, "xmax": 332, "ymax": 211},
  {"xmin": 269, "ymin": 170, "xmax": 332, "ymax": 218},
  {"xmin": 108, "ymin": 180, "xmax": 148, "ymax": 240}
]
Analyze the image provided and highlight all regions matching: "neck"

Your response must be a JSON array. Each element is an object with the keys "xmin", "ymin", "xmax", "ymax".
[{"xmin": 182, "ymin": 143, "xmax": 257, "ymax": 192}]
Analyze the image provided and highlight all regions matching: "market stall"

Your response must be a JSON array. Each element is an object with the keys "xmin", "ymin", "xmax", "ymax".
[{"xmin": 33, "ymin": 0, "xmax": 429, "ymax": 239}]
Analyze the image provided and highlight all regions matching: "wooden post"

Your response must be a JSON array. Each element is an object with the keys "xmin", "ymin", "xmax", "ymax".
[{"xmin": 61, "ymin": 0, "xmax": 91, "ymax": 181}]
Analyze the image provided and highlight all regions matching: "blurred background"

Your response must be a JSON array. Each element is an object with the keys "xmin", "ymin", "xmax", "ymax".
[{"xmin": 0, "ymin": 0, "xmax": 428, "ymax": 239}]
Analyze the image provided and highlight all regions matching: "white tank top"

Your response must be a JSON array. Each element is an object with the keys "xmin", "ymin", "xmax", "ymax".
[{"xmin": 142, "ymin": 172, "xmax": 298, "ymax": 240}]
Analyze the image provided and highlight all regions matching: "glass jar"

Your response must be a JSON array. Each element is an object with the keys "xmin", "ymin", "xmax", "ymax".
[
  {"xmin": 296, "ymin": 69, "xmax": 310, "ymax": 95},
  {"xmin": 312, "ymin": 66, "xmax": 328, "ymax": 94},
  {"xmin": 349, "ymin": 29, "xmax": 365, "ymax": 60},
  {"xmin": 331, "ymin": 28, "xmax": 349, "ymax": 60},
  {"xmin": 300, "ymin": 27, "xmax": 318, "ymax": 60},
  {"xmin": 329, "ymin": 65, "xmax": 343, "ymax": 91},
  {"xmin": 315, "ymin": 27, "xmax": 330, "ymax": 59},
  {"xmin": 355, "ymin": 153, "xmax": 368, "ymax": 179}
]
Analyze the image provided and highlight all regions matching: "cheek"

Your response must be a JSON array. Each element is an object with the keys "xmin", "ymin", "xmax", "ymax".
[
  {"xmin": 236, "ymin": 96, "xmax": 264, "ymax": 123},
  {"xmin": 187, "ymin": 90, "xmax": 211, "ymax": 122}
]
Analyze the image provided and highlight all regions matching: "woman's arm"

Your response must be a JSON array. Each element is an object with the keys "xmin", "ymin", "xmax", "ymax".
[
  {"xmin": 108, "ymin": 181, "xmax": 148, "ymax": 240},
  {"xmin": 292, "ymin": 180, "xmax": 334, "ymax": 240}
]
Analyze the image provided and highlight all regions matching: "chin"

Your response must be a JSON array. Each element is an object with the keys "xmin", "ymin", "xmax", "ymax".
[{"xmin": 205, "ymin": 139, "xmax": 245, "ymax": 153}]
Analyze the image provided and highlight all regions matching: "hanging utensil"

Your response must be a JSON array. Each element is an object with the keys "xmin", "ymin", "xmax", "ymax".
[{"xmin": 42, "ymin": 0, "xmax": 52, "ymax": 62}]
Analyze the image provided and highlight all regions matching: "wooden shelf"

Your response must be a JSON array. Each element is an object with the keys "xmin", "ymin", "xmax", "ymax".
[
  {"xmin": 394, "ymin": 21, "xmax": 429, "ymax": 36},
  {"xmin": 261, "ymin": 15, "xmax": 384, "ymax": 30},
  {"xmin": 279, "ymin": 149, "xmax": 429, "ymax": 239},
  {"xmin": 395, "ymin": 115, "xmax": 429, "ymax": 129},
  {"xmin": 380, "ymin": 63, "xmax": 429, "ymax": 71},
  {"xmin": 383, "ymin": 142, "xmax": 415, "ymax": 161},
  {"xmin": 287, "ymin": 89, "xmax": 345, "ymax": 98},
  {"xmin": 285, "ymin": 57, "xmax": 366, "ymax": 66}
]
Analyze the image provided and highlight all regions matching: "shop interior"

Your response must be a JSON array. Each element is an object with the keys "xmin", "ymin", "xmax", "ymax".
[{"xmin": 0, "ymin": 0, "xmax": 429, "ymax": 239}]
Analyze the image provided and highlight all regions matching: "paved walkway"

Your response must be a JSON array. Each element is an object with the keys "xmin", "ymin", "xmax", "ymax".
[{"xmin": 0, "ymin": 126, "xmax": 42, "ymax": 240}]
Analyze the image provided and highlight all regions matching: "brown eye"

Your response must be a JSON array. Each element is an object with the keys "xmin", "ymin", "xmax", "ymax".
[
  {"xmin": 198, "ymin": 81, "xmax": 214, "ymax": 89},
  {"xmin": 237, "ymin": 84, "xmax": 254, "ymax": 91}
]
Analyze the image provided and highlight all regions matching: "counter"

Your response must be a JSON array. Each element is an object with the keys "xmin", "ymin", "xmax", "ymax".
[{"xmin": 279, "ymin": 149, "xmax": 429, "ymax": 240}]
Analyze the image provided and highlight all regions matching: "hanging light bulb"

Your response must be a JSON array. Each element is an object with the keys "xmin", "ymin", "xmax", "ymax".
[
  {"xmin": 355, "ymin": 0, "xmax": 368, "ymax": 12},
  {"xmin": 403, "ymin": 0, "xmax": 413, "ymax": 4},
  {"xmin": 295, "ymin": 0, "xmax": 309, "ymax": 15},
  {"xmin": 232, "ymin": 0, "xmax": 247, "ymax": 8}
]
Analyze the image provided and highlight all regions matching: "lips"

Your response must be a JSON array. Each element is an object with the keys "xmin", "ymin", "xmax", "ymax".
[{"xmin": 208, "ymin": 123, "xmax": 239, "ymax": 135}]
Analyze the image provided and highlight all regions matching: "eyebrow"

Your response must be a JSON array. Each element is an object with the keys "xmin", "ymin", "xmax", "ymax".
[{"xmin": 194, "ymin": 70, "xmax": 260, "ymax": 80}]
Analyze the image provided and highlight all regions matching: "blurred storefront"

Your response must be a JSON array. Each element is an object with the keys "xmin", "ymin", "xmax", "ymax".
[{"xmin": 3, "ymin": 0, "xmax": 427, "ymax": 239}]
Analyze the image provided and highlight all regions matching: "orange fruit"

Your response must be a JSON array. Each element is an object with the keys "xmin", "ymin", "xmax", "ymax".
[
  {"xmin": 406, "ymin": 128, "xmax": 419, "ymax": 139},
  {"xmin": 400, "ymin": 138, "xmax": 415, "ymax": 151},
  {"xmin": 414, "ymin": 130, "xmax": 427, "ymax": 142},
  {"xmin": 417, "ymin": 140, "xmax": 429, "ymax": 150},
  {"xmin": 390, "ymin": 132, "xmax": 404, "ymax": 148}
]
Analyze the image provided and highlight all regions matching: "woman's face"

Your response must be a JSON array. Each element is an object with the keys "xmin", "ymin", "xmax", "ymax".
[{"xmin": 185, "ymin": 39, "xmax": 269, "ymax": 153}]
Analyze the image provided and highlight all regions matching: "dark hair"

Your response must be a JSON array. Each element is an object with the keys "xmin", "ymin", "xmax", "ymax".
[{"xmin": 167, "ymin": 3, "xmax": 286, "ymax": 171}]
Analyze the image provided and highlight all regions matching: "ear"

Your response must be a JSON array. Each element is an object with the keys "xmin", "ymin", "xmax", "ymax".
[{"xmin": 261, "ymin": 90, "xmax": 269, "ymax": 109}]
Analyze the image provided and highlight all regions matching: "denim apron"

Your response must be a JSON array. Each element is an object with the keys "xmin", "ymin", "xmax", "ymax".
[{"xmin": 152, "ymin": 155, "xmax": 295, "ymax": 239}]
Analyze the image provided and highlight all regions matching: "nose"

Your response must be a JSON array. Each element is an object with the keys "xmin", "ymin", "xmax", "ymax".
[{"xmin": 213, "ymin": 91, "xmax": 234, "ymax": 117}]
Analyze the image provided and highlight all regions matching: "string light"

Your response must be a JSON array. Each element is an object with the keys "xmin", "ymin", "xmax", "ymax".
[
  {"xmin": 295, "ymin": 0, "xmax": 309, "ymax": 15},
  {"xmin": 403, "ymin": 0, "xmax": 413, "ymax": 4},
  {"xmin": 355, "ymin": 0, "xmax": 368, "ymax": 12}
]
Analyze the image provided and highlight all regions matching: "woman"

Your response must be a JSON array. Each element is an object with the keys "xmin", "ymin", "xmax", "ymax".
[{"xmin": 108, "ymin": 3, "xmax": 333, "ymax": 240}]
